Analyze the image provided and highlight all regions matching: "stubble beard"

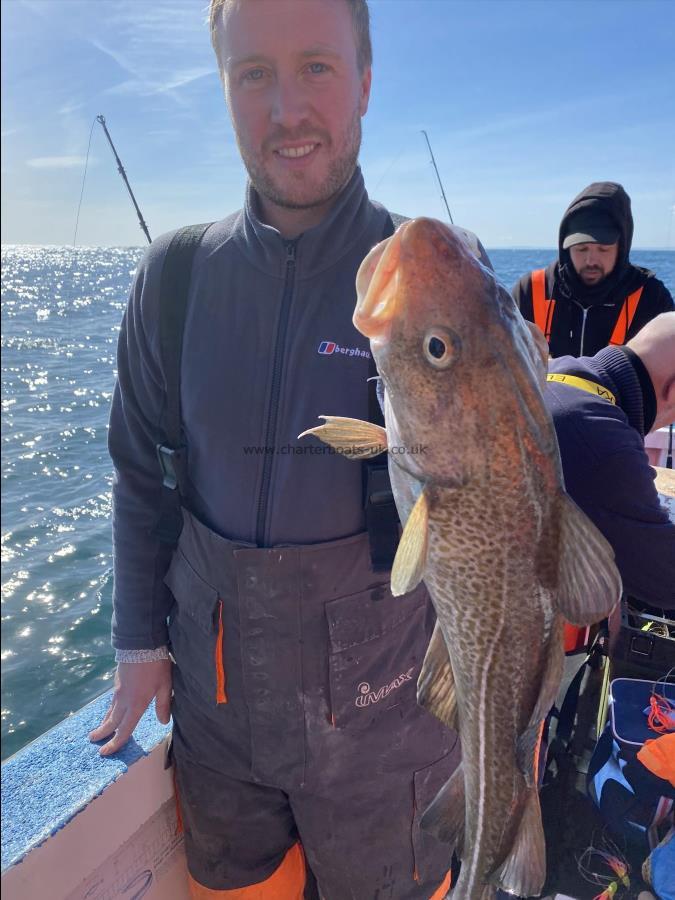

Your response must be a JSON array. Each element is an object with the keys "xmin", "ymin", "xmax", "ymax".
[
  {"xmin": 238, "ymin": 107, "xmax": 362, "ymax": 211},
  {"xmin": 579, "ymin": 268, "xmax": 606, "ymax": 285}
]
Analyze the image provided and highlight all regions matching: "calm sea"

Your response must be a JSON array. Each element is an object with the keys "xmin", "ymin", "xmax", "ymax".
[{"xmin": 2, "ymin": 246, "xmax": 673, "ymax": 760}]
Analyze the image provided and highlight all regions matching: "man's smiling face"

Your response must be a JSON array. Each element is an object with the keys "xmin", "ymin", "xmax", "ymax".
[{"xmin": 217, "ymin": 0, "xmax": 371, "ymax": 214}]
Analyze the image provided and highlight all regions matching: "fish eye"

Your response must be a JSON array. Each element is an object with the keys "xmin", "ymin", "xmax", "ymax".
[
  {"xmin": 428, "ymin": 336, "xmax": 445, "ymax": 358},
  {"xmin": 423, "ymin": 329, "xmax": 460, "ymax": 369}
]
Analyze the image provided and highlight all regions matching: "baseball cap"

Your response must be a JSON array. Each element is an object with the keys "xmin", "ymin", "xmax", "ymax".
[{"xmin": 562, "ymin": 210, "xmax": 620, "ymax": 249}]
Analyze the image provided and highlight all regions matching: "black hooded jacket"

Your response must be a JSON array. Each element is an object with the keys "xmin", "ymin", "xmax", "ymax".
[{"xmin": 512, "ymin": 182, "xmax": 673, "ymax": 357}]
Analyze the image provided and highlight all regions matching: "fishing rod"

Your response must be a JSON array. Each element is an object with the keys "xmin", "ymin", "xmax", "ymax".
[
  {"xmin": 96, "ymin": 115, "xmax": 152, "ymax": 244},
  {"xmin": 421, "ymin": 129, "xmax": 453, "ymax": 225}
]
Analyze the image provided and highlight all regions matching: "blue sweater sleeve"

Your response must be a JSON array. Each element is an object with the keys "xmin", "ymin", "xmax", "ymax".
[
  {"xmin": 108, "ymin": 233, "xmax": 177, "ymax": 649},
  {"xmin": 567, "ymin": 445, "xmax": 675, "ymax": 609}
]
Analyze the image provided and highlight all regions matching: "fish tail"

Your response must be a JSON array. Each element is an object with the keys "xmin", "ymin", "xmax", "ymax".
[{"xmin": 491, "ymin": 786, "xmax": 546, "ymax": 898}]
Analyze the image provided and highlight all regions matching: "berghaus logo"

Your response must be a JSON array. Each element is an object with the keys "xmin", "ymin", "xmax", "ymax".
[{"xmin": 318, "ymin": 340, "xmax": 371, "ymax": 359}]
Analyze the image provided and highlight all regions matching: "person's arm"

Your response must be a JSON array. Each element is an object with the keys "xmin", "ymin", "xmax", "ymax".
[
  {"xmin": 90, "ymin": 235, "xmax": 177, "ymax": 755},
  {"xmin": 570, "ymin": 446, "xmax": 675, "ymax": 608},
  {"xmin": 107, "ymin": 241, "xmax": 177, "ymax": 651}
]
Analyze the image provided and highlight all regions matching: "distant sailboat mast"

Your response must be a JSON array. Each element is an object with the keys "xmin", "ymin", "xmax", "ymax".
[{"xmin": 421, "ymin": 129, "xmax": 454, "ymax": 225}]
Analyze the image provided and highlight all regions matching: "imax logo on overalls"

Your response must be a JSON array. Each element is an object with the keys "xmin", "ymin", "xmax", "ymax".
[
  {"xmin": 355, "ymin": 668, "xmax": 416, "ymax": 708},
  {"xmin": 318, "ymin": 340, "xmax": 371, "ymax": 359}
]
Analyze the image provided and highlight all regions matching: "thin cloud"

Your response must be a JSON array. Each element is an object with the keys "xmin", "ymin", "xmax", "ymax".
[
  {"xmin": 58, "ymin": 101, "xmax": 87, "ymax": 116},
  {"xmin": 83, "ymin": 6, "xmax": 214, "ymax": 104},
  {"xmin": 148, "ymin": 68, "xmax": 215, "ymax": 95},
  {"xmin": 102, "ymin": 67, "xmax": 214, "ymax": 100},
  {"xmin": 26, "ymin": 156, "xmax": 96, "ymax": 169},
  {"xmin": 89, "ymin": 38, "xmax": 139, "ymax": 80}
]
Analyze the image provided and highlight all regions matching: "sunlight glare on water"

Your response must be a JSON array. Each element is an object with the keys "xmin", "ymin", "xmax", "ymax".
[{"xmin": 1, "ymin": 245, "xmax": 143, "ymax": 759}]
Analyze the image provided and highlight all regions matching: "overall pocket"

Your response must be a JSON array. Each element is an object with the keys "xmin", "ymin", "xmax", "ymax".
[
  {"xmin": 326, "ymin": 582, "xmax": 430, "ymax": 730},
  {"xmin": 164, "ymin": 550, "xmax": 227, "ymax": 704}
]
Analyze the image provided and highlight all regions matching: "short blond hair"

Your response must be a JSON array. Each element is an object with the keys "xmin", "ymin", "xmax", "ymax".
[{"xmin": 209, "ymin": 0, "xmax": 372, "ymax": 74}]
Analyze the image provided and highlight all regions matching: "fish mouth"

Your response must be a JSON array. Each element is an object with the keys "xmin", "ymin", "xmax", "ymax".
[{"xmin": 354, "ymin": 222, "xmax": 409, "ymax": 342}]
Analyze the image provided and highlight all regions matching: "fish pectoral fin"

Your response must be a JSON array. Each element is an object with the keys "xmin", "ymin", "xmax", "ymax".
[
  {"xmin": 490, "ymin": 787, "xmax": 546, "ymax": 897},
  {"xmin": 555, "ymin": 494, "xmax": 622, "ymax": 625},
  {"xmin": 298, "ymin": 416, "xmax": 387, "ymax": 459},
  {"xmin": 417, "ymin": 621, "xmax": 458, "ymax": 730},
  {"xmin": 390, "ymin": 489, "xmax": 429, "ymax": 596},
  {"xmin": 419, "ymin": 763, "xmax": 465, "ymax": 854}
]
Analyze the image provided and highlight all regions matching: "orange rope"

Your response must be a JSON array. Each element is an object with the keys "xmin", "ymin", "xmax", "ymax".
[{"xmin": 647, "ymin": 693, "xmax": 675, "ymax": 734}]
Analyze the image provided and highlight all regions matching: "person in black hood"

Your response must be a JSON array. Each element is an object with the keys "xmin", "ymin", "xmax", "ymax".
[{"xmin": 512, "ymin": 182, "xmax": 673, "ymax": 358}]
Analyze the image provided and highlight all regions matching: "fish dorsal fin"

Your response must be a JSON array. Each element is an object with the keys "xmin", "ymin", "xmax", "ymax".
[
  {"xmin": 390, "ymin": 489, "xmax": 428, "ymax": 596},
  {"xmin": 517, "ymin": 617, "xmax": 564, "ymax": 786},
  {"xmin": 555, "ymin": 494, "xmax": 622, "ymax": 625},
  {"xmin": 298, "ymin": 416, "xmax": 387, "ymax": 459},
  {"xmin": 417, "ymin": 621, "xmax": 458, "ymax": 730},
  {"xmin": 491, "ymin": 787, "xmax": 546, "ymax": 897},
  {"xmin": 419, "ymin": 762, "xmax": 465, "ymax": 855}
]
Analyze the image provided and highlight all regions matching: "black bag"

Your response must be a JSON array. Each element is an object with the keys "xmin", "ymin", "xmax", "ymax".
[{"xmin": 611, "ymin": 601, "xmax": 675, "ymax": 679}]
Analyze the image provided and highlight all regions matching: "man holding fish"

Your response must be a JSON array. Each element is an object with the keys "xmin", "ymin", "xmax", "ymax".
[
  {"xmin": 94, "ymin": 1, "xmax": 624, "ymax": 898},
  {"xmin": 94, "ymin": 1, "xmax": 464, "ymax": 898}
]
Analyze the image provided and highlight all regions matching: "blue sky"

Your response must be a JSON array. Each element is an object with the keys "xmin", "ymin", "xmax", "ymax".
[{"xmin": 2, "ymin": 0, "xmax": 674, "ymax": 248}]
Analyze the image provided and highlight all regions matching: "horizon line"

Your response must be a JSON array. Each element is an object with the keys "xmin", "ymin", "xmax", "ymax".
[{"xmin": 2, "ymin": 243, "xmax": 675, "ymax": 252}]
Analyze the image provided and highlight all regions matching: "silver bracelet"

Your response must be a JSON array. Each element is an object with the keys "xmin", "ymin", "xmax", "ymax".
[{"xmin": 115, "ymin": 646, "xmax": 170, "ymax": 663}]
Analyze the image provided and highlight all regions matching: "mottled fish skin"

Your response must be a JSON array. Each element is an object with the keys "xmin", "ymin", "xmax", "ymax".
[{"xmin": 352, "ymin": 219, "xmax": 619, "ymax": 899}]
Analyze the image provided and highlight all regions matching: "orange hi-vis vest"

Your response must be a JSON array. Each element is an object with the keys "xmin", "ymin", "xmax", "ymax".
[{"xmin": 530, "ymin": 268, "xmax": 644, "ymax": 346}]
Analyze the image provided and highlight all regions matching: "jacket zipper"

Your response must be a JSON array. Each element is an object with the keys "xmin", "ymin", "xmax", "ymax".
[
  {"xmin": 255, "ymin": 240, "xmax": 297, "ymax": 545},
  {"xmin": 579, "ymin": 306, "xmax": 589, "ymax": 355}
]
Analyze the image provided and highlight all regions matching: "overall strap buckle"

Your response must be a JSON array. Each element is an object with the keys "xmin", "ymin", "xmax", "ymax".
[
  {"xmin": 156, "ymin": 443, "xmax": 185, "ymax": 491},
  {"xmin": 364, "ymin": 462, "xmax": 399, "ymax": 572}
]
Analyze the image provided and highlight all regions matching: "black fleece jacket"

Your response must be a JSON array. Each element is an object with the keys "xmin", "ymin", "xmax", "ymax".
[{"xmin": 512, "ymin": 183, "xmax": 673, "ymax": 357}]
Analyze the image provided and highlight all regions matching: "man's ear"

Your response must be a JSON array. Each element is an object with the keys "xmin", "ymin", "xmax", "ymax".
[{"xmin": 359, "ymin": 66, "xmax": 372, "ymax": 117}]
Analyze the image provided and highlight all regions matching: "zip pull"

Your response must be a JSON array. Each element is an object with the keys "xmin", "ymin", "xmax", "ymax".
[
  {"xmin": 215, "ymin": 599, "xmax": 228, "ymax": 704},
  {"xmin": 285, "ymin": 241, "xmax": 297, "ymax": 265}
]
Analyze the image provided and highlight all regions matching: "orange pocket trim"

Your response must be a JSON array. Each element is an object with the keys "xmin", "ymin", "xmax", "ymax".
[
  {"xmin": 215, "ymin": 599, "xmax": 228, "ymax": 704},
  {"xmin": 172, "ymin": 765, "xmax": 184, "ymax": 836},
  {"xmin": 188, "ymin": 842, "xmax": 306, "ymax": 899},
  {"xmin": 428, "ymin": 868, "xmax": 453, "ymax": 899}
]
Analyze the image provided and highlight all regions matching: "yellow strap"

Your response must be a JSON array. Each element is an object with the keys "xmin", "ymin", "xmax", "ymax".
[{"xmin": 546, "ymin": 373, "xmax": 616, "ymax": 405}]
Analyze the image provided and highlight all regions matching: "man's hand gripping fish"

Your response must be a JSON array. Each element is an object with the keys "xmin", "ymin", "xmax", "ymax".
[{"xmin": 300, "ymin": 218, "xmax": 621, "ymax": 899}]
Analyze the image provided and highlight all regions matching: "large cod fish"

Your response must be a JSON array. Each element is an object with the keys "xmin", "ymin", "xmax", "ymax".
[{"xmin": 301, "ymin": 219, "xmax": 621, "ymax": 899}]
